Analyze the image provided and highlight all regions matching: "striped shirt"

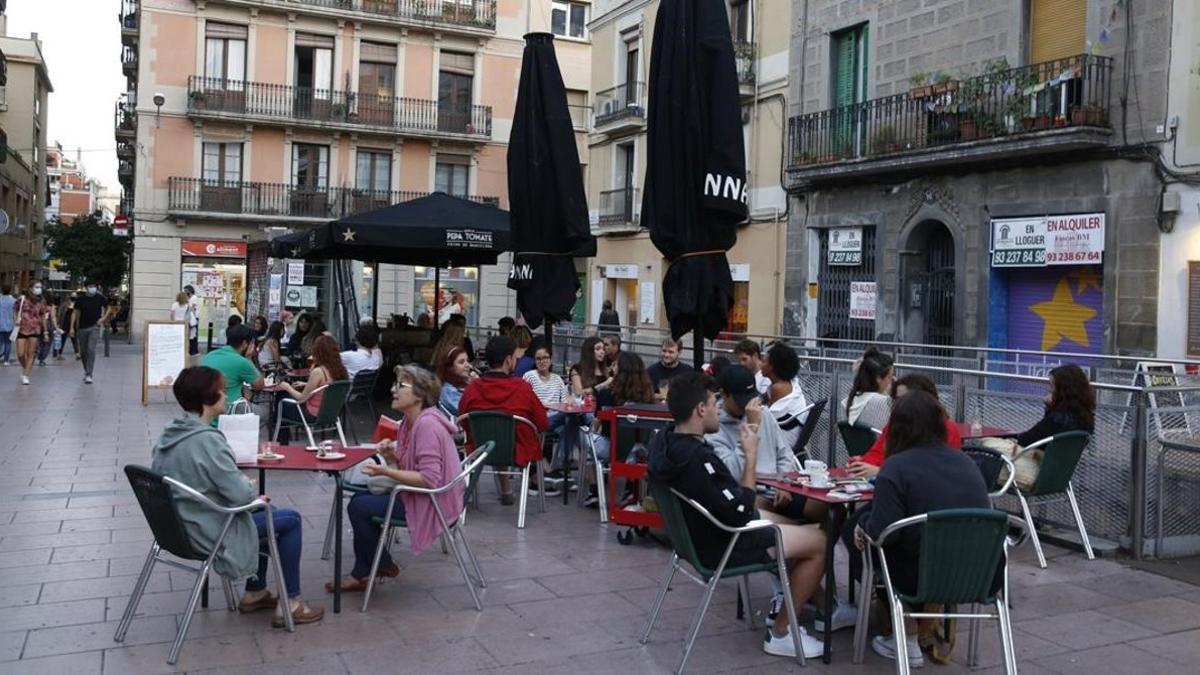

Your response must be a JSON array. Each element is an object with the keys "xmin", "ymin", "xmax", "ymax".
[{"xmin": 523, "ymin": 371, "xmax": 568, "ymax": 407}]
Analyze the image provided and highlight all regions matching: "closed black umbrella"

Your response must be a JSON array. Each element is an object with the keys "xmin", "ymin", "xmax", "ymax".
[
  {"xmin": 642, "ymin": 0, "xmax": 747, "ymax": 360},
  {"xmin": 506, "ymin": 32, "xmax": 596, "ymax": 330}
]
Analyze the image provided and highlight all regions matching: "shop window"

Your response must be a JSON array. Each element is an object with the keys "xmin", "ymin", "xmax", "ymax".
[
  {"xmin": 414, "ymin": 266, "xmax": 479, "ymax": 326},
  {"xmin": 727, "ymin": 281, "xmax": 749, "ymax": 334}
]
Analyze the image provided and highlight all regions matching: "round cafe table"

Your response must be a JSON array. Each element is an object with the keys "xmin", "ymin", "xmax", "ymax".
[{"xmin": 546, "ymin": 401, "xmax": 597, "ymax": 508}]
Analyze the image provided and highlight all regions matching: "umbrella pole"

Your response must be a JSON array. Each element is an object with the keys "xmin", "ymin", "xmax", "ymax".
[
  {"xmin": 693, "ymin": 321, "xmax": 704, "ymax": 371},
  {"xmin": 433, "ymin": 267, "xmax": 441, "ymax": 331}
]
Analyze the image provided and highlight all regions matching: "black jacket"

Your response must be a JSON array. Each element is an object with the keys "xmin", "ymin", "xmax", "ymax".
[
  {"xmin": 647, "ymin": 428, "xmax": 757, "ymax": 562},
  {"xmin": 1014, "ymin": 410, "xmax": 1091, "ymax": 447},
  {"xmin": 646, "ymin": 361, "xmax": 696, "ymax": 391}
]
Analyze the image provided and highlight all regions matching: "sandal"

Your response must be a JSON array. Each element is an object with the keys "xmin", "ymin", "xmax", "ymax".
[
  {"xmin": 272, "ymin": 601, "xmax": 325, "ymax": 628},
  {"xmin": 322, "ymin": 564, "xmax": 400, "ymax": 593},
  {"xmin": 237, "ymin": 591, "xmax": 278, "ymax": 613}
]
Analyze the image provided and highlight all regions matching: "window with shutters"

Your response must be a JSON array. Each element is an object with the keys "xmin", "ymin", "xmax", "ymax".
[
  {"xmin": 1029, "ymin": 0, "xmax": 1086, "ymax": 64},
  {"xmin": 438, "ymin": 51, "xmax": 474, "ymax": 133},
  {"xmin": 566, "ymin": 88, "xmax": 589, "ymax": 130},
  {"xmin": 358, "ymin": 42, "xmax": 397, "ymax": 125},
  {"xmin": 205, "ymin": 23, "xmax": 246, "ymax": 92},
  {"xmin": 435, "ymin": 155, "xmax": 470, "ymax": 197},
  {"xmin": 831, "ymin": 24, "xmax": 868, "ymax": 157}
]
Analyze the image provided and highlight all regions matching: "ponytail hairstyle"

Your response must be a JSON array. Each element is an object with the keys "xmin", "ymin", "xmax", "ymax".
[{"xmin": 846, "ymin": 346, "xmax": 895, "ymax": 417}]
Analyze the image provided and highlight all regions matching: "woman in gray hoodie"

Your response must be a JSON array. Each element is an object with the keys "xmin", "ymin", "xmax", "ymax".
[{"xmin": 151, "ymin": 366, "xmax": 323, "ymax": 627}]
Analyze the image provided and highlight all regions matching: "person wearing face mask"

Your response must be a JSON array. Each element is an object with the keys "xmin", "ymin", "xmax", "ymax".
[
  {"xmin": 14, "ymin": 283, "xmax": 51, "ymax": 385},
  {"xmin": 201, "ymin": 324, "xmax": 264, "ymax": 409},
  {"xmin": 70, "ymin": 282, "xmax": 114, "ymax": 384}
]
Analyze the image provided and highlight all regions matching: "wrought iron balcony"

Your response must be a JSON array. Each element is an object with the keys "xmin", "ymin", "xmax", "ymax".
[
  {"xmin": 186, "ymin": 76, "xmax": 492, "ymax": 140},
  {"xmin": 167, "ymin": 178, "xmax": 499, "ymax": 221},
  {"xmin": 786, "ymin": 54, "xmax": 1114, "ymax": 186},
  {"xmin": 733, "ymin": 40, "xmax": 755, "ymax": 89},
  {"xmin": 594, "ymin": 82, "xmax": 646, "ymax": 131},
  {"xmin": 222, "ymin": 0, "xmax": 496, "ymax": 33},
  {"xmin": 120, "ymin": 0, "xmax": 138, "ymax": 45},
  {"xmin": 116, "ymin": 138, "xmax": 136, "ymax": 161},
  {"xmin": 121, "ymin": 44, "xmax": 138, "ymax": 76},
  {"xmin": 114, "ymin": 96, "xmax": 136, "ymax": 139},
  {"xmin": 597, "ymin": 187, "xmax": 640, "ymax": 227}
]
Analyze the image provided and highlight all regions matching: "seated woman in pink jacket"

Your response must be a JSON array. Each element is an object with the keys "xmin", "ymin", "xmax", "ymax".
[{"xmin": 326, "ymin": 364, "xmax": 465, "ymax": 592}]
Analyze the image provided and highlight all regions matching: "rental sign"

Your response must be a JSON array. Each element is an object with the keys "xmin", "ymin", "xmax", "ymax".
[{"xmin": 990, "ymin": 213, "xmax": 1105, "ymax": 267}]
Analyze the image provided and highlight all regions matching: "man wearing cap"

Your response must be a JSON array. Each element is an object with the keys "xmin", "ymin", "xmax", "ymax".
[{"xmin": 70, "ymin": 282, "xmax": 114, "ymax": 384}]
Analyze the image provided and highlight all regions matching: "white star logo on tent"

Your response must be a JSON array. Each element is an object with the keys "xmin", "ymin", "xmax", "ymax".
[{"xmin": 342, "ymin": 228, "xmax": 356, "ymax": 242}]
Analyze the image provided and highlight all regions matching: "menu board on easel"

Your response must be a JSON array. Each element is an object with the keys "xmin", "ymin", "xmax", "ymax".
[{"xmin": 143, "ymin": 321, "xmax": 187, "ymax": 405}]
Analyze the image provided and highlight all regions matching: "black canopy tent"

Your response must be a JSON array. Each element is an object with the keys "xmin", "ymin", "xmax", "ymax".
[
  {"xmin": 269, "ymin": 191, "xmax": 510, "ymax": 330},
  {"xmin": 506, "ymin": 32, "xmax": 596, "ymax": 335},
  {"xmin": 642, "ymin": 0, "xmax": 748, "ymax": 367}
]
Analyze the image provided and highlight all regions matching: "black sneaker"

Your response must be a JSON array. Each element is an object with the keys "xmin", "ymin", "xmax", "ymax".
[
  {"xmin": 582, "ymin": 494, "xmax": 599, "ymax": 508},
  {"xmin": 528, "ymin": 483, "xmax": 562, "ymax": 497}
]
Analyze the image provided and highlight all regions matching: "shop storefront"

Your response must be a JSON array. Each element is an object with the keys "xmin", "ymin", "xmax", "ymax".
[
  {"xmin": 988, "ymin": 213, "xmax": 1106, "ymax": 373},
  {"xmin": 414, "ymin": 266, "xmax": 479, "ymax": 326},
  {"xmin": 816, "ymin": 226, "xmax": 877, "ymax": 342},
  {"xmin": 180, "ymin": 239, "xmax": 247, "ymax": 346}
]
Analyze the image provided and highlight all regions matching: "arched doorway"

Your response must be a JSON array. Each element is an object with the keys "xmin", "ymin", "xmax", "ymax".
[{"xmin": 901, "ymin": 220, "xmax": 956, "ymax": 346}]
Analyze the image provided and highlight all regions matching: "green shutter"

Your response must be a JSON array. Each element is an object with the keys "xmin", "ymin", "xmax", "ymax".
[
  {"xmin": 834, "ymin": 31, "xmax": 857, "ymax": 109},
  {"xmin": 833, "ymin": 25, "xmax": 867, "ymax": 156}
]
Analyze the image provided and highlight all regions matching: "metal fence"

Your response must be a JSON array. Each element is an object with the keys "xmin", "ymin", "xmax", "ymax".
[
  {"xmin": 526, "ymin": 322, "xmax": 1200, "ymax": 559},
  {"xmin": 594, "ymin": 82, "xmax": 646, "ymax": 127}
]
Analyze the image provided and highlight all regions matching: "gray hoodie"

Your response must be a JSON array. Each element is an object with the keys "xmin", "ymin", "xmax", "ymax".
[
  {"xmin": 151, "ymin": 413, "xmax": 259, "ymax": 580},
  {"xmin": 707, "ymin": 408, "xmax": 796, "ymax": 478}
]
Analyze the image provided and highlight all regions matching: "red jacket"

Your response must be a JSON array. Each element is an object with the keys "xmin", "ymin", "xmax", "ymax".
[
  {"xmin": 458, "ymin": 372, "xmax": 549, "ymax": 466},
  {"xmin": 861, "ymin": 415, "xmax": 962, "ymax": 467}
]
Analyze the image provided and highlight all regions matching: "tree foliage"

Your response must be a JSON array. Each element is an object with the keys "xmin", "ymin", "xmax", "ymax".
[{"xmin": 43, "ymin": 212, "xmax": 132, "ymax": 288}]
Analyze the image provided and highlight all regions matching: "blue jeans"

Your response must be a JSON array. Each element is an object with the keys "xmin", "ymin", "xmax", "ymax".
[
  {"xmin": 348, "ymin": 492, "xmax": 407, "ymax": 579},
  {"xmin": 0, "ymin": 332, "xmax": 10, "ymax": 362},
  {"xmin": 246, "ymin": 507, "xmax": 303, "ymax": 598}
]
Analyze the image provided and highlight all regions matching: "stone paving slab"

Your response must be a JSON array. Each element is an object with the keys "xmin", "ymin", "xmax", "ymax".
[{"xmin": 0, "ymin": 345, "xmax": 1197, "ymax": 673}]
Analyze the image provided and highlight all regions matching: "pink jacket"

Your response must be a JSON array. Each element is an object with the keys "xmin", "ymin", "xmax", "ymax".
[{"xmin": 394, "ymin": 407, "xmax": 464, "ymax": 555}]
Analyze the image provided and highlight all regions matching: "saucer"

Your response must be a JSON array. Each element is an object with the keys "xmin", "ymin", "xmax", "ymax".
[{"xmin": 317, "ymin": 452, "xmax": 346, "ymax": 461}]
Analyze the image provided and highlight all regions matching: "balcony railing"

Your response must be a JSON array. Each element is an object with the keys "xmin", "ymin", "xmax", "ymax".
[
  {"xmin": 594, "ymin": 82, "xmax": 646, "ymax": 128},
  {"xmin": 568, "ymin": 103, "xmax": 591, "ymax": 131},
  {"xmin": 116, "ymin": 138, "xmax": 136, "ymax": 160},
  {"xmin": 787, "ymin": 54, "xmax": 1113, "ymax": 170},
  {"xmin": 168, "ymin": 178, "xmax": 499, "ymax": 220},
  {"xmin": 284, "ymin": 0, "xmax": 496, "ymax": 31},
  {"xmin": 733, "ymin": 40, "xmax": 755, "ymax": 87},
  {"xmin": 121, "ymin": 44, "xmax": 138, "ymax": 73},
  {"xmin": 114, "ymin": 97, "xmax": 136, "ymax": 136},
  {"xmin": 187, "ymin": 76, "xmax": 492, "ymax": 139},
  {"xmin": 119, "ymin": 1, "xmax": 138, "ymax": 32},
  {"xmin": 598, "ymin": 187, "xmax": 640, "ymax": 225}
]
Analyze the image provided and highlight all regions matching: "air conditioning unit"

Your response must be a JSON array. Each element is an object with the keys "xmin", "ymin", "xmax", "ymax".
[{"xmin": 602, "ymin": 99, "xmax": 618, "ymax": 116}]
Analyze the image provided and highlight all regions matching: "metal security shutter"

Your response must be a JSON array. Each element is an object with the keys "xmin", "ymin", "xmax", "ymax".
[
  {"xmin": 1006, "ymin": 265, "xmax": 1103, "ymax": 353},
  {"xmin": 361, "ymin": 41, "xmax": 397, "ymax": 63},
  {"xmin": 296, "ymin": 32, "xmax": 335, "ymax": 48},
  {"xmin": 817, "ymin": 226, "xmax": 877, "ymax": 342},
  {"xmin": 1029, "ymin": 0, "xmax": 1086, "ymax": 64},
  {"xmin": 206, "ymin": 22, "xmax": 248, "ymax": 39}
]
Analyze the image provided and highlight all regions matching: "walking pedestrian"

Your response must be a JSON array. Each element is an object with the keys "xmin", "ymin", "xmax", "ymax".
[
  {"xmin": 36, "ymin": 294, "xmax": 60, "ymax": 367},
  {"xmin": 14, "ymin": 282, "xmax": 50, "ymax": 385},
  {"xmin": 0, "ymin": 284, "xmax": 15, "ymax": 366},
  {"xmin": 55, "ymin": 293, "xmax": 77, "ymax": 360},
  {"xmin": 70, "ymin": 281, "xmax": 114, "ymax": 384}
]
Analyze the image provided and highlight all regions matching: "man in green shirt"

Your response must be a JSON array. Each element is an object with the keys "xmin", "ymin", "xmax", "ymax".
[{"xmin": 202, "ymin": 324, "xmax": 263, "ymax": 406}]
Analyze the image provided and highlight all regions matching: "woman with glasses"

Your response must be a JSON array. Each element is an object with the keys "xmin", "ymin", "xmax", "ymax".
[
  {"xmin": 326, "ymin": 365, "xmax": 465, "ymax": 593},
  {"xmin": 523, "ymin": 344, "xmax": 571, "ymax": 483}
]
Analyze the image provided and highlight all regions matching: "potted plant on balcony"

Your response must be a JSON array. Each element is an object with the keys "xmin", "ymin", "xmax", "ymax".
[
  {"xmin": 188, "ymin": 90, "xmax": 206, "ymax": 107},
  {"xmin": 870, "ymin": 124, "xmax": 900, "ymax": 154},
  {"xmin": 1071, "ymin": 105, "xmax": 1105, "ymax": 126},
  {"xmin": 931, "ymin": 72, "xmax": 957, "ymax": 95},
  {"xmin": 330, "ymin": 102, "xmax": 348, "ymax": 121},
  {"xmin": 908, "ymin": 72, "xmax": 933, "ymax": 99}
]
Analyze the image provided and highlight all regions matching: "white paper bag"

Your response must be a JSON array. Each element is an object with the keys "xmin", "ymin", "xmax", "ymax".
[{"xmin": 218, "ymin": 413, "xmax": 261, "ymax": 464}]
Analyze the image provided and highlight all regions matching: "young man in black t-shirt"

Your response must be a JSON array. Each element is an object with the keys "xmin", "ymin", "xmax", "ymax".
[
  {"xmin": 70, "ymin": 282, "xmax": 113, "ymax": 384},
  {"xmin": 645, "ymin": 337, "xmax": 695, "ymax": 393}
]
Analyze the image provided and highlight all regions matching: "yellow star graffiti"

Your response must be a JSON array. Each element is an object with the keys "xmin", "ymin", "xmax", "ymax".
[
  {"xmin": 1030, "ymin": 278, "xmax": 1098, "ymax": 351},
  {"xmin": 341, "ymin": 228, "xmax": 356, "ymax": 242},
  {"xmin": 1069, "ymin": 267, "xmax": 1102, "ymax": 294}
]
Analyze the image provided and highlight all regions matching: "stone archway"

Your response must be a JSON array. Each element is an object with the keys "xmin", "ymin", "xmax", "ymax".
[{"xmin": 900, "ymin": 219, "xmax": 956, "ymax": 346}]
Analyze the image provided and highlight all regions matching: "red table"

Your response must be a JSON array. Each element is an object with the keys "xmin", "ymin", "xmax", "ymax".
[
  {"xmin": 760, "ymin": 469, "xmax": 873, "ymax": 664},
  {"xmin": 955, "ymin": 421, "xmax": 1012, "ymax": 440},
  {"xmin": 546, "ymin": 401, "xmax": 597, "ymax": 506},
  {"xmin": 238, "ymin": 444, "xmax": 375, "ymax": 613},
  {"xmin": 598, "ymin": 404, "xmax": 673, "ymax": 542}
]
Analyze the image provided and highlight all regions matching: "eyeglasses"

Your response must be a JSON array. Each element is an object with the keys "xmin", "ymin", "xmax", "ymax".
[{"xmin": 391, "ymin": 381, "xmax": 413, "ymax": 391}]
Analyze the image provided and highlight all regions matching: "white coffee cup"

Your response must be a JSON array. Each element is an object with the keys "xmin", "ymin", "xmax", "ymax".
[
  {"xmin": 809, "ymin": 470, "xmax": 832, "ymax": 488},
  {"xmin": 803, "ymin": 459, "xmax": 828, "ymax": 474}
]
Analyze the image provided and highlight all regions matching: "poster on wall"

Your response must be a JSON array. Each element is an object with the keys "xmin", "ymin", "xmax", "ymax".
[
  {"xmin": 990, "ymin": 214, "xmax": 1105, "ymax": 267},
  {"xmin": 639, "ymin": 281, "xmax": 656, "ymax": 324},
  {"xmin": 828, "ymin": 227, "xmax": 863, "ymax": 266},
  {"xmin": 287, "ymin": 262, "xmax": 305, "ymax": 285},
  {"xmin": 285, "ymin": 286, "xmax": 318, "ymax": 308},
  {"xmin": 849, "ymin": 281, "xmax": 877, "ymax": 321}
]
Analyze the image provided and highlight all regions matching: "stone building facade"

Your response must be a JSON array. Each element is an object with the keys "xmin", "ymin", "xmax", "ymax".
[{"xmin": 785, "ymin": 0, "xmax": 1170, "ymax": 356}]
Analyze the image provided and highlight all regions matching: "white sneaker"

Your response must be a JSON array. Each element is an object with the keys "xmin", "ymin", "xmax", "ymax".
[
  {"xmin": 872, "ymin": 634, "xmax": 924, "ymax": 668},
  {"xmin": 84, "ymin": 375, "xmax": 93, "ymax": 384},
  {"xmin": 763, "ymin": 625, "xmax": 824, "ymax": 659},
  {"xmin": 814, "ymin": 602, "xmax": 859, "ymax": 632},
  {"xmin": 20, "ymin": 375, "xmax": 29, "ymax": 385}
]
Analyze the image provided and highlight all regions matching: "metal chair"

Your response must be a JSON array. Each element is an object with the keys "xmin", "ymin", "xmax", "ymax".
[
  {"xmin": 320, "ymin": 453, "xmax": 384, "ymax": 561},
  {"xmin": 1008, "ymin": 430, "xmax": 1094, "ymax": 568},
  {"xmin": 342, "ymin": 369, "xmax": 380, "ymax": 444},
  {"xmin": 851, "ymin": 508, "xmax": 1025, "ymax": 675},
  {"xmin": 457, "ymin": 412, "xmax": 547, "ymax": 529},
  {"xmin": 361, "ymin": 443, "xmax": 493, "ymax": 612},
  {"xmin": 114, "ymin": 465, "xmax": 293, "ymax": 665},
  {"xmin": 639, "ymin": 484, "xmax": 807, "ymax": 674},
  {"xmin": 961, "ymin": 445, "xmax": 1018, "ymax": 499},
  {"xmin": 273, "ymin": 379, "xmax": 353, "ymax": 447},
  {"xmin": 838, "ymin": 420, "xmax": 882, "ymax": 459},
  {"xmin": 787, "ymin": 398, "xmax": 827, "ymax": 465}
]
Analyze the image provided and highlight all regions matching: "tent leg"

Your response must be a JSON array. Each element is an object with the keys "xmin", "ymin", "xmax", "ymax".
[
  {"xmin": 433, "ymin": 267, "xmax": 441, "ymax": 330},
  {"xmin": 692, "ymin": 324, "xmax": 704, "ymax": 371}
]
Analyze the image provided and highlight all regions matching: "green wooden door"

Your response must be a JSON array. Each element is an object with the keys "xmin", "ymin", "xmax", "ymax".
[{"xmin": 832, "ymin": 25, "xmax": 868, "ymax": 157}]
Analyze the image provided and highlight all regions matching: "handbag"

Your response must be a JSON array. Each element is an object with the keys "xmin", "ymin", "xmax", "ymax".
[{"xmin": 218, "ymin": 401, "xmax": 260, "ymax": 464}]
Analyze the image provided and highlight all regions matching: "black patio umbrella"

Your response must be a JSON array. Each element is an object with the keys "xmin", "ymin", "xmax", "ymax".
[
  {"xmin": 506, "ymin": 32, "xmax": 595, "ymax": 331},
  {"xmin": 642, "ymin": 0, "xmax": 747, "ymax": 364},
  {"xmin": 268, "ymin": 192, "xmax": 510, "ymax": 268}
]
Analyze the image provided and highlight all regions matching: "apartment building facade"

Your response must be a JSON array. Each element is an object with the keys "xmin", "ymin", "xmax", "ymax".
[
  {"xmin": 46, "ymin": 144, "xmax": 103, "ymax": 224},
  {"xmin": 784, "ymin": 0, "xmax": 1169, "ymax": 357},
  {"xmin": 120, "ymin": 0, "xmax": 589, "ymax": 339},
  {"xmin": 0, "ymin": 10, "xmax": 51, "ymax": 290},
  {"xmin": 585, "ymin": 0, "xmax": 790, "ymax": 337}
]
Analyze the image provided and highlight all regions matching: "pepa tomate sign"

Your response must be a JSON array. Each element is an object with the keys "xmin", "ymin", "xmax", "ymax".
[
  {"xmin": 990, "ymin": 213, "xmax": 1105, "ymax": 267},
  {"xmin": 180, "ymin": 239, "xmax": 247, "ymax": 258}
]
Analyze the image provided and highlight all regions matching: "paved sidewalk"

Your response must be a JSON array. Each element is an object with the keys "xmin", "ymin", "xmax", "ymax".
[{"xmin": 0, "ymin": 345, "xmax": 1198, "ymax": 674}]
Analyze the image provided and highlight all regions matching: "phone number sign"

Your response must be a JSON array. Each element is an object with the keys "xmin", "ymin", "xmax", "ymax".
[{"xmin": 990, "ymin": 214, "xmax": 1105, "ymax": 268}]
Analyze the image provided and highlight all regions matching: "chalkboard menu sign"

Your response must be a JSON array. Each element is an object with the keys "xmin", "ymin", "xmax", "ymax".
[{"xmin": 1189, "ymin": 262, "xmax": 1200, "ymax": 357}]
